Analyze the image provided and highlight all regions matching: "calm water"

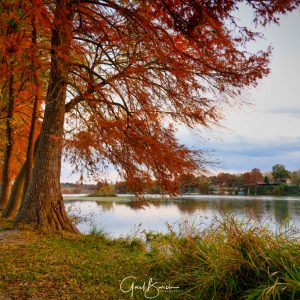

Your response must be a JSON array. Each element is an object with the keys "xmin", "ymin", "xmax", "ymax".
[{"xmin": 64, "ymin": 195, "xmax": 300, "ymax": 237}]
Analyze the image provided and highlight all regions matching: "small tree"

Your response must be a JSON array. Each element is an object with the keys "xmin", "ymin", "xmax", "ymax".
[
  {"xmin": 251, "ymin": 168, "xmax": 264, "ymax": 184},
  {"xmin": 92, "ymin": 181, "xmax": 116, "ymax": 197},
  {"xmin": 195, "ymin": 176, "xmax": 209, "ymax": 194},
  {"xmin": 290, "ymin": 170, "xmax": 300, "ymax": 186},
  {"xmin": 264, "ymin": 176, "xmax": 269, "ymax": 185},
  {"xmin": 272, "ymin": 164, "xmax": 290, "ymax": 183},
  {"xmin": 216, "ymin": 173, "xmax": 236, "ymax": 187}
]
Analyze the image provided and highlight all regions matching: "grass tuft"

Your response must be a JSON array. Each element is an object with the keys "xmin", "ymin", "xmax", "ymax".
[{"xmin": 149, "ymin": 217, "xmax": 300, "ymax": 299}]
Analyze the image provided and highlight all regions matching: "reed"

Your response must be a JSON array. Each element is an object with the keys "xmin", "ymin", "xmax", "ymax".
[{"xmin": 149, "ymin": 217, "xmax": 300, "ymax": 299}]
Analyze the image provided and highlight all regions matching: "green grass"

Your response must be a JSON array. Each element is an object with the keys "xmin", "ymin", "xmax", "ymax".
[
  {"xmin": 0, "ymin": 218, "xmax": 299, "ymax": 299},
  {"xmin": 148, "ymin": 217, "xmax": 300, "ymax": 300},
  {"xmin": 88, "ymin": 192, "xmax": 117, "ymax": 197},
  {"xmin": 0, "ymin": 231, "xmax": 152, "ymax": 299}
]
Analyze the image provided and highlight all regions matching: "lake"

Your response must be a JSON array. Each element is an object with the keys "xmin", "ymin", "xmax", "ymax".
[{"xmin": 64, "ymin": 195, "xmax": 300, "ymax": 237}]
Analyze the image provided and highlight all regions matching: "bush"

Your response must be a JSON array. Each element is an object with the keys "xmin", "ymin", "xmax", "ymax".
[
  {"xmin": 88, "ymin": 183, "xmax": 116, "ymax": 197},
  {"xmin": 249, "ymin": 184, "xmax": 300, "ymax": 196}
]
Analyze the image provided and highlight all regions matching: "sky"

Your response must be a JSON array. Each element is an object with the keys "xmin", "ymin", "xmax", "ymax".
[
  {"xmin": 61, "ymin": 5, "xmax": 300, "ymax": 183},
  {"xmin": 177, "ymin": 5, "xmax": 300, "ymax": 175}
]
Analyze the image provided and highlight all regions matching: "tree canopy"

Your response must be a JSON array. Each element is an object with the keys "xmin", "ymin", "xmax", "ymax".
[
  {"xmin": 0, "ymin": 0, "xmax": 299, "ymax": 232},
  {"xmin": 272, "ymin": 164, "xmax": 290, "ymax": 183}
]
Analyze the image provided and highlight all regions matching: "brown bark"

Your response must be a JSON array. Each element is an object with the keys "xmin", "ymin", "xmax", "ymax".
[
  {"xmin": 2, "ymin": 137, "xmax": 40, "ymax": 219},
  {"xmin": 2, "ymin": 97, "xmax": 79, "ymax": 219},
  {"xmin": 2, "ymin": 160, "xmax": 27, "ymax": 219},
  {"xmin": 15, "ymin": 1, "xmax": 78, "ymax": 233},
  {"xmin": 1, "ymin": 64, "xmax": 15, "ymax": 210},
  {"xmin": 23, "ymin": 15, "xmax": 40, "ymax": 199}
]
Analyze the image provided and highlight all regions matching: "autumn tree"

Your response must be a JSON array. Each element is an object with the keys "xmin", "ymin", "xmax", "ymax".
[
  {"xmin": 0, "ymin": 0, "xmax": 46, "ymax": 216},
  {"xmin": 0, "ymin": 1, "xmax": 22, "ymax": 209},
  {"xmin": 114, "ymin": 181, "xmax": 128, "ymax": 194},
  {"xmin": 179, "ymin": 173, "xmax": 197, "ymax": 194},
  {"xmin": 8, "ymin": 0, "xmax": 299, "ymax": 232},
  {"xmin": 0, "ymin": 0, "xmax": 39, "ymax": 209},
  {"xmin": 242, "ymin": 168, "xmax": 264, "ymax": 186},
  {"xmin": 215, "ymin": 173, "xmax": 236, "ymax": 187}
]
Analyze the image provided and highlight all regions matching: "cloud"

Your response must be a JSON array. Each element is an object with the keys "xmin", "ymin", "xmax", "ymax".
[
  {"xmin": 264, "ymin": 108, "xmax": 300, "ymax": 117},
  {"xmin": 177, "ymin": 128, "xmax": 300, "ymax": 172},
  {"xmin": 206, "ymin": 137, "xmax": 300, "ymax": 158},
  {"xmin": 202, "ymin": 137, "xmax": 300, "ymax": 172}
]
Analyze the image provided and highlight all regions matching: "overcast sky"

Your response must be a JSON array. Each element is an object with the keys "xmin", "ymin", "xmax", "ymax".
[
  {"xmin": 61, "ymin": 5, "xmax": 300, "ymax": 183},
  {"xmin": 178, "ymin": 5, "xmax": 300, "ymax": 174}
]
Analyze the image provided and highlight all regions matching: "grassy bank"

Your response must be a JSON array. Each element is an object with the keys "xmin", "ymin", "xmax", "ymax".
[
  {"xmin": 0, "ymin": 228, "xmax": 151, "ymax": 299},
  {"xmin": 0, "ymin": 218, "xmax": 299, "ymax": 299}
]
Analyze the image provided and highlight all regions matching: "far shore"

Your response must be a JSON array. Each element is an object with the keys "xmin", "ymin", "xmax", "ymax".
[
  {"xmin": 63, "ymin": 194, "xmax": 300, "ymax": 201},
  {"xmin": 63, "ymin": 195, "xmax": 132, "ymax": 202}
]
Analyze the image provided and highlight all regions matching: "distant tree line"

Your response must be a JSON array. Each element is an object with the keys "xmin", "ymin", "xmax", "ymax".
[{"xmin": 63, "ymin": 164, "xmax": 299, "ymax": 196}]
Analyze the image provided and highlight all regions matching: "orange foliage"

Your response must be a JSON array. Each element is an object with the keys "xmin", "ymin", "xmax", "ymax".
[
  {"xmin": 0, "ymin": 0, "xmax": 46, "ymax": 178},
  {"xmin": 243, "ymin": 168, "xmax": 264, "ymax": 186},
  {"xmin": 62, "ymin": 0, "xmax": 299, "ymax": 193},
  {"xmin": 215, "ymin": 173, "xmax": 236, "ymax": 187},
  {"xmin": 2, "ymin": 0, "xmax": 299, "ymax": 193}
]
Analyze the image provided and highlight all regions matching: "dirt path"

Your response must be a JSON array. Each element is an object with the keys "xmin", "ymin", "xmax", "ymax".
[
  {"xmin": 0, "ymin": 290, "xmax": 11, "ymax": 300},
  {"xmin": 0, "ymin": 228, "xmax": 22, "ymax": 243}
]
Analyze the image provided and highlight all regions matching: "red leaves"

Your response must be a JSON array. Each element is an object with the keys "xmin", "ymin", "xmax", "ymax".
[
  {"xmin": 64, "ymin": 111, "xmax": 203, "ymax": 193},
  {"xmin": 243, "ymin": 168, "xmax": 264, "ymax": 186},
  {"xmin": 0, "ymin": 0, "xmax": 46, "ymax": 181},
  {"xmin": 2, "ymin": 0, "xmax": 299, "ymax": 193}
]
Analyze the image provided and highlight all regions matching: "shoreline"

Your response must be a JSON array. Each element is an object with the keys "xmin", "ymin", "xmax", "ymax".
[
  {"xmin": 63, "ymin": 195, "xmax": 132, "ymax": 202},
  {"xmin": 63, "ymin": 194, "xmax": 300, "ymax": 201},
  {"xmin": 0, "ymin": 217, "xmax": 299, "ymax": 299}
]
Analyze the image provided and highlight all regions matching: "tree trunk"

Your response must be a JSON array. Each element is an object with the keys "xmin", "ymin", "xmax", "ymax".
[
  {"xmin": 1, "ymin": 64, "xmax": 15, "ymax": 210},
  {"xmin": 15, "ymin": 1, "xmax": 78, "ymax": 233},
  {"xmin": 2, "ymin": 92, "xmax": 79, "ymax": 219},
  {"xmin": 2, "ymin": 161, "xmax": 27, "ymax": 219},
  {"xmin": 2, "ymin": 136, "xmax": 40, "ymax": 219},
  {"xmin": 23, "ymin": 15, "xmax": 40, "ymax": 200},
  {"xmin": 4, "ymin": 17, "xmax": 41, "ymax": 220}
]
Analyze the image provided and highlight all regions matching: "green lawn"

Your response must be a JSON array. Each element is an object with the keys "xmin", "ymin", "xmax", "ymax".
[{"xmin": 0, "ymin": 230, "xmax": 155, "ymax": 299}]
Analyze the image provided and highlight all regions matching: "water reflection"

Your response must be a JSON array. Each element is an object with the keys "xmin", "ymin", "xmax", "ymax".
[
  {"xmin": 274, "ymin": 200, "xmax": 289, "ymax": 226},
  {"xmin": 95, "ymin": 201, "xmax": 113, "ymax": 211},
  {"xmin": 64, "ymin": 197, "xmax": 300, "ymax": 236}
]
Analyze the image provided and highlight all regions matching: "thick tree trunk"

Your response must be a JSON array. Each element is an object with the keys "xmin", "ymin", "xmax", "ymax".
[
  {"xmin": 2, "ymin": 93, "xmax": 79, "ymax": 219},
  {"xmin": 15, "ymin": 1, "xmax": 78, "ymax": 233},
  {"xmin": 1, "ymin": 65, "xmax": 15, "ymax": 210}
]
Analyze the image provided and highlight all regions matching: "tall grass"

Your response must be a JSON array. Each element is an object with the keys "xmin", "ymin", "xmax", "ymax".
[
  {"xmin": 148, "ymin": 217, "xmax": 300, "ymax": 299},
  {"xmin": 88, "ymin": 225, "xmax": 111, "ymax": 239}
]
